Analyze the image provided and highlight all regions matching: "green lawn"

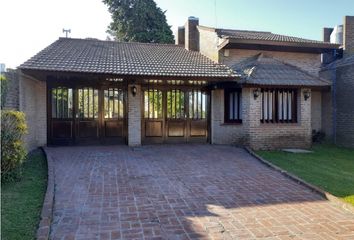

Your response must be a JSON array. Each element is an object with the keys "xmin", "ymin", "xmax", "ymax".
[
  {"xmin": 257, "ymin": 144, "xmax": 354, "ymax": 206},
  {"xmin": 1, "ymin": 150, "xmax": 47, "ymax": 240}
]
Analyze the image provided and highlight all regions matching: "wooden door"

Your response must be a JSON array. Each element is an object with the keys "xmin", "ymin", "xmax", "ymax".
[{"xmin": 75, "ymin": 87, "xmax": 100, "ymax": 144}]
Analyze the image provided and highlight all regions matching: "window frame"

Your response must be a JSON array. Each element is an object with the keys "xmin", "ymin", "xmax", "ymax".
[
  {"xmin": 260, "ymin": 88, "xmax": 298, "ymax": 123},
  {"xmin": 224, "ymin": 88, "xmax": 242, "ymax": 124}
]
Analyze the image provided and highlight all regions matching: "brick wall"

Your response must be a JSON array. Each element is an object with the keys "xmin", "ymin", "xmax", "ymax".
[
  {"xmin": 210, "ymin": 89, "xmax": 246, "ymax": 145},
  {"xmin": 127, "ymin": 84, "xmax": 141, "ymax": 146},
  {"xmin": 3, "ymin": 70, "xmax": 20, "ymax": 110},
  {"xmin": 221, "ymin": 49, "xmax": 322, "ymax": 76},
  {"xmin": 247, "ymin": 88, "xmax": 312, "ymax": 150},
  {"xmin": 198, "ymin": 27, "xmax": 220, "ymax": 62},
  {"xmin": 344, "ymin": 16, "xmax": 354, "ymax": 57},
  {"xmin": 311, "ymin": 91, "xmax": 322, "ymax": 132},
  {"xmin": 335, "ymin": 64, "xmax": 354, "ymax": 147},
  {"xmin": 19, "ymin": 72, "xmax": 47, "ymax": 150}
]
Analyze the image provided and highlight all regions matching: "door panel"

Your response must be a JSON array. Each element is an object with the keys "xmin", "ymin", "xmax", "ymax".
[
  {"xmin": 102, "ymin": 87, "xmax": 125, "ymax": 143},
  {"xmin": 76, "ymin": 87, "xmax": 99, "ymax": 143},
  {"xmin": 49, "ymin": 87, "xmax": 74, "ymax": 145},
  {"xmin": 142, "ymin": 89, "xmax": 164, "ymax": 143},
  {"xmin": 142, "ymin": 87, "xmax": 209, "ymax": 144},
  {"xmin": 188, "ymin": 90, "xmax": 208, "ymax": 142}
]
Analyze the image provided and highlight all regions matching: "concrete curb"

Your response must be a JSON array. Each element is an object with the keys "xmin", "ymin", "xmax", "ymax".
[
  {"xmin": 36, "ymin": 147, "xmax": 55, "ymax": 240},
  {"xmin": 244, "ymin": 147, "xmax": 354, "ymax": 214}
]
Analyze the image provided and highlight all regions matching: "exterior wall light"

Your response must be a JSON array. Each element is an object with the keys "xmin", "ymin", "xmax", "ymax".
[
  {"xmin": 303, "ymin": 90, "xmax": 310, "ymax": 101},
  {"xmin": 253, "ymin": 88, "xmax": 260, "ymax": 99},
  {"xmin": 131, "ymin": 85, "xmax": 137, "ymax": 96}
]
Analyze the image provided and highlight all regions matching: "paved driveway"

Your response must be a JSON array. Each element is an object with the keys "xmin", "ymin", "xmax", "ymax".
[{"xmin": 46, "ymin": 145, "xmax": 354, "ymax": 240}]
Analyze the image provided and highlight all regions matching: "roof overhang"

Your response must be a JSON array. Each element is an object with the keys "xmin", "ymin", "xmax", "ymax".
[
  {"xmin": 20, "ymin": 69, "xmax": 239, "ymax": 83},
  {"xmin": 218, "ymin": 38, "xmax": 340, "ymax": 54}
]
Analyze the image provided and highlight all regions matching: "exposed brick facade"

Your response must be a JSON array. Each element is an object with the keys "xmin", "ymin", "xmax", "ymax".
[
  {"xmin": 321, "ymin": 63, "xmax": 354, "ymax": 148},
  {"xmin": 211, "ymin": 88, "xmax": 312, "ymax": 150},
  {"xmin": 3, "ymin": 69, "xmax": 20, "ymax": 110},
  {"xmin": 127, "ymin": 84, "xmax": 142, "ymax": 146},
  {"xmin": 311, "ymin": 91, "xmax": 322, "ymax": 132},
  {"xmin": 344, "ymin": 16, "xmax": 354, "ymax": 57},
  {"xmin": 19, "ymin": 72, "xmax": 47, "ymax": 150}
]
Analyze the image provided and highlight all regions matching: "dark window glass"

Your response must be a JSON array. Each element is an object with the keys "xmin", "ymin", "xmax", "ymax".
[
  {"xmin": 261, "ymin": 89, "xmax": 297, "ymax": 123},
  {"xmin": 224, "ymin": 89, "xmax": 242, "ymax": 123}
]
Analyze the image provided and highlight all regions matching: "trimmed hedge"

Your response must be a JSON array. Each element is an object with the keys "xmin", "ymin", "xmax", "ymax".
[{"xmin": 1, "ymin": 110, "xmax": 28, "ymax": 179}]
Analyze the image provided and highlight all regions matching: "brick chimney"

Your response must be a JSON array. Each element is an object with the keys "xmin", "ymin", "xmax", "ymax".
[
  {"xmin": 323, "ymin": 27, "xmax": 334, "ymax": 42},
  {"xmin": 176, "ymin": 26, "xmax": 185, "ymax": 46},
  {"xmin": 185, "ymin": 16, "xmax": 199, "ymax": 51},
  {"xmin": 343, "ymin": 16, "xmax": 354, "ymax": 56}
]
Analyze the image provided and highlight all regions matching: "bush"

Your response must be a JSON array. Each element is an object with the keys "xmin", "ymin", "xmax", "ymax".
[
  {"xmin": 1, "ymin": 110, "xmax": 28, "ymax": 180},
  {"xmin": 312, "ymin": 130, "xmax": 326, "ymax": 143}
]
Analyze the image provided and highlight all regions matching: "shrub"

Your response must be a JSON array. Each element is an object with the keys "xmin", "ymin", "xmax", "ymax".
[
  {"xmin": 1, "ymin": 110, "xmax": 28, "ymax": 180},
  {"xmin": 312, "ymin": 130, "xmax": 326, "ymax": 143}
]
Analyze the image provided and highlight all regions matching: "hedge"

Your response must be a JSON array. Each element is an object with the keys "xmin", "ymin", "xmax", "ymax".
[{"xmin": 1, "ymin": 110, "xmax": 28, "ymax": 178}]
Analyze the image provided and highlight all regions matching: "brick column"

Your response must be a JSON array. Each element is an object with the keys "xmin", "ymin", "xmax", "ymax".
[{"xmin": 127, "ymin": 84, "xmax": 141, "ymax": 146}]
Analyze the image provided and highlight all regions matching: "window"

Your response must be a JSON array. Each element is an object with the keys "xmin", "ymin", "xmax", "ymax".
[
  {"xmin": 77, "ymin": 87, "xmax": 99, "ymax": 118},
  {"xmin": 51, "ymin": 87, "xmax": 73, "ymax": 118},
  {"xmin": 144, "ymin": 89, "xmax": 163, "ymax": 119},
  {"xmin": 104, "ymin": 88, "xmax": 124, "ymax": 119},
  {"xmin": 224, "ymin": 89, "xmax": 242, "ymax": 123},
  {"xmin": 188, "ymin": 90, "xmax": 207, "ymax": 119},
  {"xmin": 261, "ymin": 89, "xmax": 297, "ymax": 123},
  {"xmin": 167, "ymin": 89, "xmax": 185, "ymax": 119}
]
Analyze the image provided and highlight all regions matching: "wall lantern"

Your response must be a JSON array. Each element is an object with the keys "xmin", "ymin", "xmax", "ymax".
[
  {"xmin": 131, "ymin": 85, "xmax": 137, "ymax": 96},
  {"xmin": 253, "ymin": 88, "xmax": 260, "ymax": 99},
  {"xmin": 303, "ymin": 90, "xmax": 311, "ymax": 101}
]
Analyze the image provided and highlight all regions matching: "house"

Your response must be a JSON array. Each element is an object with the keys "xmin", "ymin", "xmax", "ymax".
[
  {"xmin": 320, "ymin": 16, "xmax": 354, "ymax": 148},
  {"xmin": 16, "ymin": 16, "xmax": 349, "ymax": 150}
]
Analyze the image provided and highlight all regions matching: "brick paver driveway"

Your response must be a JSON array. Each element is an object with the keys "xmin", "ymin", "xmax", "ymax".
[{"xmin": 46, "ymin": 145, "xmax": 354, "ymax": 240}]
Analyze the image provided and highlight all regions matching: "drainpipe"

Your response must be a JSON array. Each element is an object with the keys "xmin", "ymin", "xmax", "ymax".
[{"xmin": 332, "ymin": 50, "xmax": 337, "ymax": 144}]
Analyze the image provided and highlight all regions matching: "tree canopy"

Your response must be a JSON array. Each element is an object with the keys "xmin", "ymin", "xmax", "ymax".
[{"xmin": 103, "ymin": 0, "xmax": 174, "ymax": 43}]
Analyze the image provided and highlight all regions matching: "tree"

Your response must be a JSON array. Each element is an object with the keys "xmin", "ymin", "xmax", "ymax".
[{"xmin": 103, "ymin": 0, "xmax": 174, "ymax": 43}]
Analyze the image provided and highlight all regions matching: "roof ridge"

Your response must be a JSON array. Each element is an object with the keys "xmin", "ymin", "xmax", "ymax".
[{"xmin": 58, "ymin": 37, "xmax": 182, "ymax": 47}]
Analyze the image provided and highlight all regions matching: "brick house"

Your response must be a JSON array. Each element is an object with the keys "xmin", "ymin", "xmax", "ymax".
[
  {"xmin": 320, "ymin": 16, "xmax": 354, "ymax": 148},
  {"xmin": 16, "ymin": 16, "xmax": 351, "ymax": 150}
]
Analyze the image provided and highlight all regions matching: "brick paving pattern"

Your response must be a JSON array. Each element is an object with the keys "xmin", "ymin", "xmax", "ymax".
[{"xmin": 46, "ymin": 145, "xmax": 354, "ymax": 240}]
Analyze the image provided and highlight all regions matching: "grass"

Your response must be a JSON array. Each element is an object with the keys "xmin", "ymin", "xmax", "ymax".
[
  {"xmin": 1, "ymin": 150, "xmax": 48, "ymax": 240},
  {"xmin": 257, "ymin": 144, "xmax": 354, "ymax": 206}
]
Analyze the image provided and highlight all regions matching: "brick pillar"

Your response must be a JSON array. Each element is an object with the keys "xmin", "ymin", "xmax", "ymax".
[
  {"xmin": 245, "ymin": 88, "xmax": 261, "ymax": 149},
  {"xmin": 128, "ymin": 84, "xmax": 141, "ymax": 146},
  {"xmin": 299, "ymin": 88, "xmax": 312, "ymax": 146}
]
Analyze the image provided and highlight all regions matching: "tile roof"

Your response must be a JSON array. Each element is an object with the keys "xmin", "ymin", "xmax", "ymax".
[
  {"xmin": 215, "ymin": 28, "xmax": 339, "ymax": 48},
  {"xmin": 19, "ymin": 38, "xmax": 237, "ymax": 78},
  {"xmin": 232, "ymin": 54, "xmax": 330, "ymax": 87}
]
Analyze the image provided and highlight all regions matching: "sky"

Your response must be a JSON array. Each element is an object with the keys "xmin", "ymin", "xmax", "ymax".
[{"xmin": 1, "ymin": 0, "xmax": 354, "ymax": 69}]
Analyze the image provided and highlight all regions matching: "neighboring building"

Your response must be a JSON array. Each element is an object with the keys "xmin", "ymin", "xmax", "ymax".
[
  {"xmin": 16, "ymin": 16, "xmax": 347, "ymax": 150},
  {"xmin": 0, "ymin": 63, "xmax": 5, "ymax": 73},
  {"xmin": 320, "ymin": 16, "xmax": 354, "ymax": 148}
]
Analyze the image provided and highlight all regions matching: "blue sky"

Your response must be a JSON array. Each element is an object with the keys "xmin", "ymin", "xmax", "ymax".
[
  {"xmin": 157, "ymin": 0, "xmax": 354, "ymax": 40},
  {"xmin": 1, "ymin": 0, "xmax": 353, "ymax": 68}
]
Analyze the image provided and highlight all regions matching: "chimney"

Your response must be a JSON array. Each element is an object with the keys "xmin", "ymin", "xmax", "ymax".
[
  {"xmin": 323, "ymin": 27, "xmax": 333, "ymax": 42},
  {"xmin": 176, "ymin": 26, "xmax": 185, "ymax": 46},
  {"xmin": 343, "ymin": 16, "xmax": 354, "ymax": 56},
  {"xmin": 185, "ymin": 16, "xmax": 199, "ymax": 51}
]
